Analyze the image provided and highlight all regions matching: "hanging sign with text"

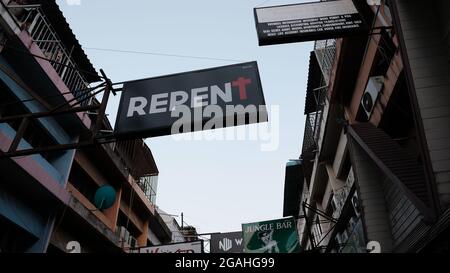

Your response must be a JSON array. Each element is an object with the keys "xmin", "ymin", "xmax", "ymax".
[
  {"xmin": 242, "ymin": 217, "xmax": 301, "ymax": 253},
  {"xmin": 254, "ymin": 0, "xmax": 368, "ymax": 46},
  {"xmin": 114, "ymin": 62, "xmax": 267, "ymax": 138}
]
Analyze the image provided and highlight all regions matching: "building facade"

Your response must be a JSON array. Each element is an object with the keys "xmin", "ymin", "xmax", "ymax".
[
  {"xmin": 158, "ymin": 209, "xmax": 191, "ymax": 244},
  {"xmin": 0, "ymin": 0, "xmax": 173, "ymax": 253},
  {"xmin": 285, "ymin": 0, "xmax": 450, "ymax": 253}
]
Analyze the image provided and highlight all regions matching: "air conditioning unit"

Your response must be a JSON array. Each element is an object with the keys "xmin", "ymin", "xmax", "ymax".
[
  {"xmin": 118, "ymin": 226, "xmax": 130, "ymax": 245},
  {"xmin": 361, "ymin": 76, "xmax": 384, "ymax": 119}
]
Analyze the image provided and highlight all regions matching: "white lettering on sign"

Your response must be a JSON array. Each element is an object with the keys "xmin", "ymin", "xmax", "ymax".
[
  {"xmin": 211, "ymin": 83, "xmax": 232, "ymax": 105},
  {"xmin": 219, "ymin": 238, "xmax": 233, "ymax": 252},
  {"xmin": 170, "ymin": 91, "xmax": 189, "ymax": 111},
  {"xmin": 191, "ymin": 87, "xmax": 209, "ymax": 108},
  {"xmin": 127, "ymin": 97, "xmax": 147, "ymax": 117},
  {"xmin": 125, "ymin": 79, "xmax": 251, "ymax": 118},
  {"xmin": 150, "ymin": 93, "xmax": 169, "ymax": 114},
  {"xmin": 256, "ymin": 0, "xmax": 358, "ymax": 23}
]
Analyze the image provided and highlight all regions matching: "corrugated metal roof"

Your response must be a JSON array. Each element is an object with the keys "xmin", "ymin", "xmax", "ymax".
[
  {"xmin": 304, "ymin": 51, "xmax": 322, "ymax": 115},
  {"xmin": 29, "ymin": 0, "xmax": 100, "ymax": 83},
  {"xmin": 348, "ymin": 122, "xmax": 433, "ymax": 219}
]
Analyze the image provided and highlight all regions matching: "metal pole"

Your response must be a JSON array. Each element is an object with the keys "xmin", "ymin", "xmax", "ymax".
[
  {"xmin": 0, "ymin": 105, "xmax": 99, "ymax": 124},
  {"xmin": 91, "ymin": 70, "xmax": 113, "ymax": 141},
  {"xmin": 8, "ymin": 117, "xmax": 29, "ymax": 153},
  {"xmin": 0, "ymin": 135, "xmax": 117, "ymax": 159},
  {"xmin": 302, "ymin": 202, "xmax": 316, "ymax": 250},
  {"xmin": 181, "ymin": 212, "xmax": 184, "ymax": 229}
]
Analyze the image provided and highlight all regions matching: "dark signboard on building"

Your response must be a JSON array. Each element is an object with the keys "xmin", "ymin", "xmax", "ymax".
[
  {"xmin": 210, "ymin": 232, "xmax": 244, "ymax": 253},
  {"xmin": 114, "ymin": 62, "xmax": 267, "ymax": 138},
  {"xmin": 254, "ymin": 0, "xmax": 368, "ymax": 46},
  {"xmin": 283, "ymin": 160, "xmax": 304, "ymax": 217}
]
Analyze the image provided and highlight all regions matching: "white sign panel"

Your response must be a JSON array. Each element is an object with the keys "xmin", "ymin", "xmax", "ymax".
[
  {"xmin": 254, "ymin": 0, "xmax": 367, "ymax": 45},
  {"xmin": 133, "ymin": 241, "xmax": 203, "ymax": 253}
]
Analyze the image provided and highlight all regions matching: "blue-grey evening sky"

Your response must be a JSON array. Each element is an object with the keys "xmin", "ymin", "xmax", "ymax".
[{"xmin": 57, "ymin": 0, "xmax": 313, "ymax": 234}]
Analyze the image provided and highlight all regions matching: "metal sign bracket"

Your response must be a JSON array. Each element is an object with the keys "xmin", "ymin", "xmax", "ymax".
[{"xmin": 0, "ymin": 69, "xmax": 120, "ymax": 159}]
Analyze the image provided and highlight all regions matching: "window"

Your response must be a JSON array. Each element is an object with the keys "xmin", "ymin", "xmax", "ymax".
[
  {"xmin": 379, "ymin": 73, "xmax": 422, "ymax": 162},
  {"xmin": 370, "ymin": 30, "xmax": 397, "ymax": 77},
  {"xmin": 0, "ymin": 82, "xmax": 62, "ymax": 162},
  {"xmin": 68, "ymin": 162, "xmax": 99, "ymax": 203},
  {"xmin": 0, "ymin": 215, "xmax": 36, "ymax": 253}
]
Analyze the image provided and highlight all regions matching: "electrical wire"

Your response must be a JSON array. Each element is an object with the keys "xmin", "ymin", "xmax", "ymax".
[
  {"xmin": 182, "ymin": 214, "xmax": 229, "ymax": 234},
  {"xmin": 84, "ymin": 47, "xmax": 245, "ymax": 63},
  {"xmin": 51, "ymin": 195, "xmax": 72, "ymax": 237}
]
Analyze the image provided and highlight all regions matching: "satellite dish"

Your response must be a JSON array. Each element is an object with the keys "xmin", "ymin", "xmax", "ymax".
[{"xmin": 93, "ymin": 185, "xmax": 116, "ymax": 210}]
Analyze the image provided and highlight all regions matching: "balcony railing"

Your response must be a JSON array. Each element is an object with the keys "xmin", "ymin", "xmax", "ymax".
[
  {"xmin": 332, "ymin": 168, "xmax": 355, "ymax": 220},
  {"xmin": 6, "ymin": 3, "xmax": 92, "ymax": 106},
  {"xmin": 301, "ymin": 39, "xmax": 335, "ymax": 160},
  {"xmin": 104, "ymin": 139, "xmax": 159, "ymax": 205},
  {"xmin": 314, "ymin": 39, "xmax": 336, "ymax": 85},
  {"xmin": 301, "ymin": 86, "xmax": 327, "ymax": 160},
  {"xmin": 138, "ymin": 175, "xmax": 158, "ymax": 204}
]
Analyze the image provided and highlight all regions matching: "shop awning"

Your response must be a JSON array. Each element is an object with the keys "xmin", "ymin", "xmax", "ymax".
[{"xmin": 304, "ymin": 51, "xmax": 323, "ymax": 115}]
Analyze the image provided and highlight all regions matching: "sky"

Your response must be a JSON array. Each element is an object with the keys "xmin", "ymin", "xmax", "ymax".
[{"xmin": 57, "ymin": 0, "xmax": 313, "ymax": 235}]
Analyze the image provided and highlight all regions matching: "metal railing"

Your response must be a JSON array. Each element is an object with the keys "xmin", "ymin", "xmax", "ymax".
[
  {"xmin": 301, "ymin": 112, "xmax": 318, "ymax": 159},
  {"xmin": 332, "ymin": 168, "xmax": 355, "ymax": 220},
  {"xmin": 301, "ymin": 86, "xmax": 328, "ymax": 159},
  {"xmin": 138, "ymin": 175, "xmax": 158, "ymax": 204},
  {"xmin": 104, "ymin": 139, "xmax": 159, "ymax": 205},
  {"xmin": 6, "ymin": 4, "xmax": 91, "ymax": 106},
  {"xmin": 314, "ymin": 39, "xmax": 336, "ymax": 86},
  {"xmin": 301, "ymin": 38, "xmax": 335, "ymax": 159}
]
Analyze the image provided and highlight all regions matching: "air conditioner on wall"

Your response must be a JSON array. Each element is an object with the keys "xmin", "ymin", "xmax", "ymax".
[
  {"xmin": 118, "ymin": 226, "xmax": 130, "ymax": 245},
  {"xmin": 361, "ymin": 76, "xmax": 385, "ymax": 119}
]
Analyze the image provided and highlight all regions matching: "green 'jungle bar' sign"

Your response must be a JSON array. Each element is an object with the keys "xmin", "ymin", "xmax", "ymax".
[{"xmin": 242, "ymin": 217, "xmax": 301, "ymax": 253}]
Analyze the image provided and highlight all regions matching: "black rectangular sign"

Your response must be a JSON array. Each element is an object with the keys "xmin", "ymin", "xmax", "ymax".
[
  {"xmin": 114, "ymin": 62, "xmax": 267, "ymax": 138},
  {"xmin": 254, "ymin": 0, "xmax": 368, "ymax": 46},
  {"xmin": 210, "ymin": 232, "xmax": 244, "ymax": 253}
]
